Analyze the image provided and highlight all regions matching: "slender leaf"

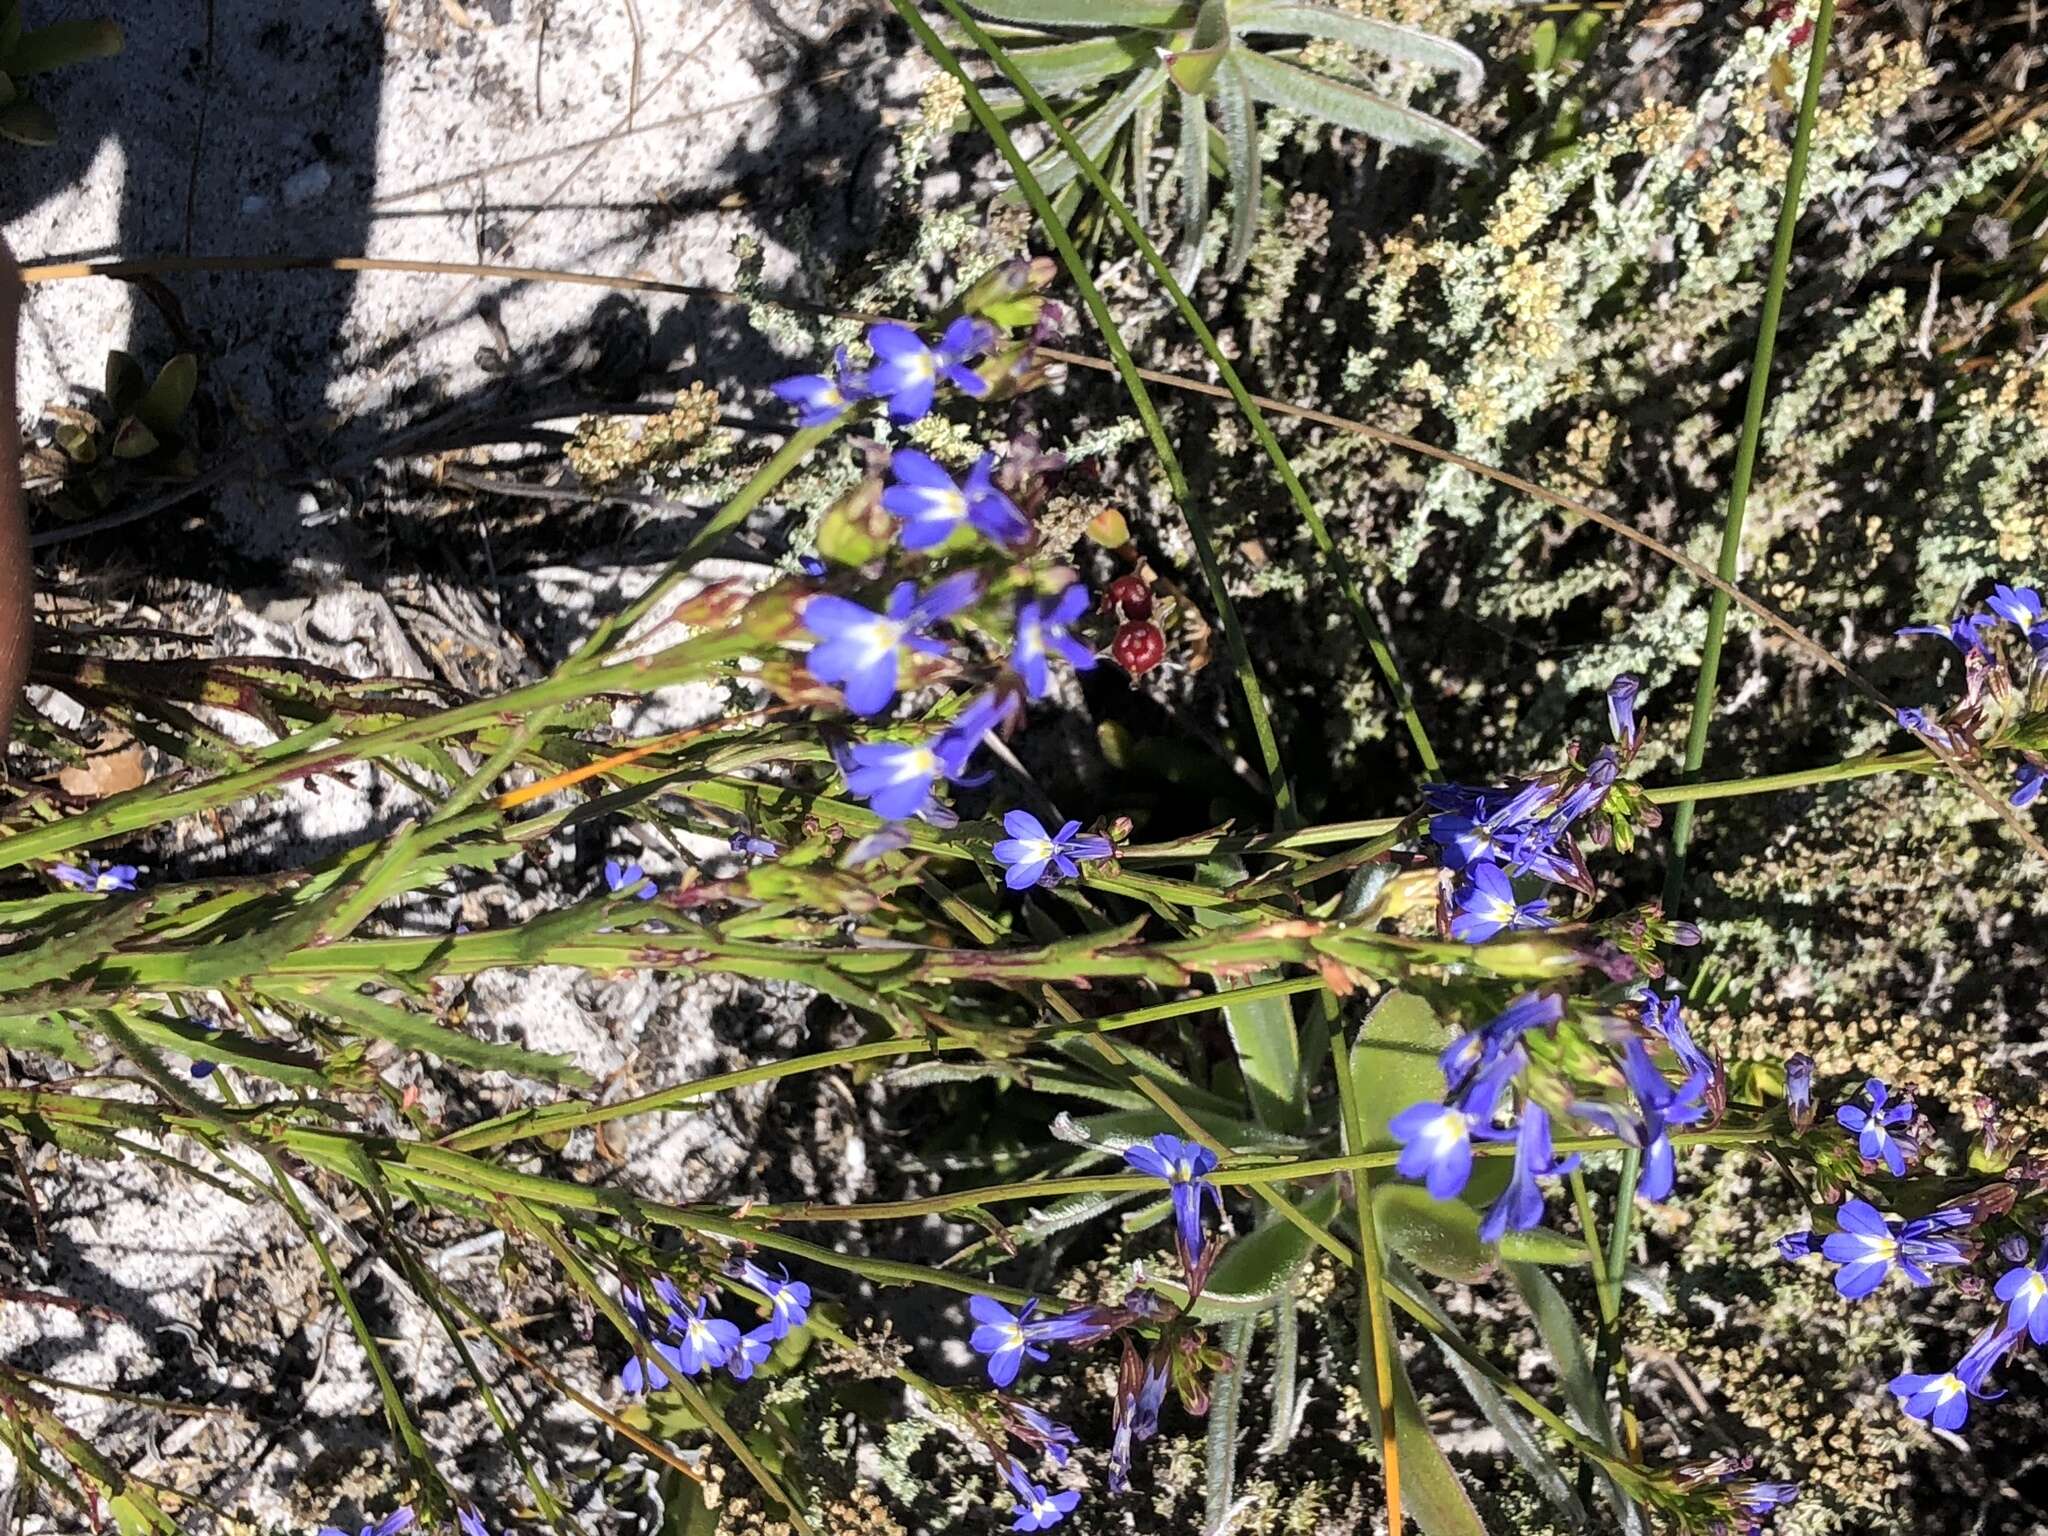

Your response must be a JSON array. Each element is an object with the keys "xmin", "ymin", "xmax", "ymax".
[
  {"xmin": 1234, "ymin": 1, "xmax": 1484, "ymax": 94},
  {"xmin": 1214, "ymin": 58, "xmax": 1262, "ymax": 279},
  {"xmin": 1394, "ymin": 1259, "xmax": 1587, "ymax": 1530},
  {"xmin": 962, "ymin": 0, "xmax": 1194, "ymax": 25},
  {"xmin": 1173, "ymin": 84, "xmax": 1211, "ymax": 287},
  {"xmin": 1235, "ymin": 48, "xmax": 1485, "ymax": 165},
  {"xmin": 294, "ymin": 985, "xmax": 590, "ymax": 1084},
  {"xmin": 7, "ymin": 18, "xmax": 120, "ymax": 74},
  {"xmin": 1007, "ymin": 32, "xmax": 1154, "ymax": 93}
]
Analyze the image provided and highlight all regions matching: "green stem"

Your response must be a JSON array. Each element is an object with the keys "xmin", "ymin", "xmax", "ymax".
[
  {"xmin": 442, "ymin": 975, "xmax": 1331, "ymax": 1152},
  {"xmin": 1664, "ymin": 0, "xmax": 1839, "ymax": 902},
  {"xmin": 1639, "ymin": 0, "xmax": 1839, "ymax": 1465}
]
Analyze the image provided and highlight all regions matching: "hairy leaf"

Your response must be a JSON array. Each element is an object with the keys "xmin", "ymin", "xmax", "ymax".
[
  {"xmin": 1234, "ymin": 1, "xmax": 1484, "ymax": 96},
  {"xmin": 1235, "ymin": 48, "xmax": 1485, "ymax": 165}
]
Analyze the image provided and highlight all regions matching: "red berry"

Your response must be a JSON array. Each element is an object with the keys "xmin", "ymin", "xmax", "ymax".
[
  {"xmin": 1104, "ymin": 574, "xmax": 1154, "ymax": 621},
  {"xmin": 1112, "ymin": 621, "xmax": 1167, "ymax": 677}
]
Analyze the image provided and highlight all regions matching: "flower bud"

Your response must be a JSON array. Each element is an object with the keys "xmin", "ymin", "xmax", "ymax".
[
  {"xmin": 1085, "ymin": 506, "xmax": 1132, "ymax": 550},
  {"xmin": 1784, "ymin": 1053, "xmax": 1815, "ymax": 1133},
  {"xmin": 960, "ymin": 256, "xmax": 1058, "ymax": 330}
]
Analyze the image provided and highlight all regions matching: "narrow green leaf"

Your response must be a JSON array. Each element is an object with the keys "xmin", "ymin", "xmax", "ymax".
[
  {"xmin": 1022, "ymin": 67, "xmax": 1162, "ymax": 198},
  {"xmin": 1235, "ymin": 48, "xmax": 1486, "ymax": 165},
  {"xmin": 0, "ymin": 95, "xmax": 56, "ymax": 145},
  {"xmin": 961, "ymin": 0, "xmax": 1194, "ymax": 25},
  {"xmin": 297, "ymin": 985, "xmax": 590, "ymax": 1084},
  {"xmin": 1172, "ymin": 84, "xmax": 1211, "ymax": 287},
  {"xmin": 1393, "ymin": 1259, "xmax": 1587, "ymax": 1530},
  {"xmin": 1508, "ymin": 1259, "xmax": 1640, "ymax": 1533},
  {"xmin": 1006, "ymin": 33, "xmax": 1154, "ymax": 93},
  {"xmin": 1192, "ymin": 864, "xmax": 1302, "ymax": 1131},
  {"xmin": 1214, "ymin": 58, "xmax": 1262, "ymax": 280},
  {"xmin": 1233, "ymin": 1, "xmax": 1484, "ymax": 94}
]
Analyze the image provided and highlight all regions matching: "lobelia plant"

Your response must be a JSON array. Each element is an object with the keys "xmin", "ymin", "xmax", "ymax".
[
  {"xmin": 957, "ymin": 0, "xmax": 1489, "ymax": 282},
  {"xmin": 8, "ymin": 254, "xmax": 2047, "ymax": 1536}
]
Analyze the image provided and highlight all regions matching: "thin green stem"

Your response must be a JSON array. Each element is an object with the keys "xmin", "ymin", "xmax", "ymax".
[
  {"xmin": 1638, "ymin": 0, "xmax": 1839, "ymax": 1468},
  {"xmin": 1664, "ymin": 0, "xmax": 1839, "ymax": 901},
  {"xmin": 442, "ymin": 976, "xmax": 1331, "ymax": 1152}
]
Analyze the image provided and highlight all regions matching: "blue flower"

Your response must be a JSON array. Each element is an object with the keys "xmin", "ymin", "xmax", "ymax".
[
  {"xmin": 319, "ymin": 1510, "xmax": 414, "ymax": 1536},
  {"xmin": 730, "ymin": 830, "xmax": 780, "ymax": 858},
  {"xmin": 1994, "ymin": 1241, "xmax": 2048, "ymax": 1345},
  {"xmin": 993, "ymin": 811, "xmax": 1113, "ymax": 890},
  {"xmin": 1123, "ymin": 1133, "xmax": 1223, "ymax": 1273},
  {"xmin": 1440, "ymin": 993, "xmax": 1560, "ymax": 1100},
  {"xmin": 969, "ymin": 1296, "xmax": 1059, "ymax": 1387},
  {"xmin": 1777, "ymin": 1230, "xmax": 1817, "ymax": 1262},
  {"xmin": 456, "ymin": 1507, "xmax": 491, "ymax": 1536},
  {"xmin": 881, "ymin": 450, "xmax": 1033, "ymax": 549},
  {"xmin": 1819, "ymin": 1199, "xmax": 1967, "ymax": 1299},
  {"xmin": 725, "ymin": 1325, "xmax": 777, "ymax": 1382},
  {"xmin": 604, "ymin": 860, "xmax": 657, "ymax": 900},
  {"xmin": 840, "ymin": 691, "xmax": 1016, "ymax": 822},
  {"xmin": 771, "ymin": 347, "xmax": 866, "ymax": 427},
  {"xmin": 1004, "ymin": 1462, "xmax": 1081, "ymax": 1532},
  {"xmin": 1478, "ymin": 1105, "xmax": 1579, "ymax": 1242},
  {"xmin": 1012, "ymin": 587, "xmax": 1096, "ymax": 699},
  {"xmin": 2015, "ymin": 762, "xmax": 2047, "ymax": 808},
  {"xmin": 1607, "ymin": 674, "xmax": 1642, "ymax": 751},
  {"xmin": 50, "ymin": 859, "xmax": 139, "ymax": 894},
  {"xmin": 862, "ymin": 318, "xmax": 994, "ymax": 423},
  {"xmin": 1614, "ymin": 1033, "xmax": 1708, "ymax": 1203},
  {"xmin": 1889, "ymin": 1322, "xmax": 2019, "ymax": 1432},
  {"xmin": 1425, "ymin": 781, "xmax": 1557, "ymax": 871},
  {"xmin": 1895, "ymin": 707, "xmax": 1954, "ymax": 748},
  {"xmin": 1390, "ymin": 1102, "xmax": 1486, "ymax": 1200},
  {"xmin": 669, "ymin": 1296, "xmax": 742, "ymax": 1374},
  {"xmin": 1897, "ymin": 613, "xmax": 1995, "ymax": 655},
  {"xmin": 1449, "ymin": 862, "xmax": 1552, "ymax": 943},
  {"xmin": 1985, "ymin": 583, "xmax": 2042, "ymax": 629},
  {"xmin": 1109, "ymin": 1352, "xmax": 1172, "ymax": 1493},
  {"xmin": 730, "ymin": 1260, "xmax": 811, "ymax": 1338},
  {"xmin": 1006, "ymin": 1403, "xmax": 1079, "ymax": 1466},
  {"xmin": 801, "ymin": 572, "xmax": 981, "ymax": 716},
  {"xmin": 1784, "ymin": 1052, "xmax": 1815, "ymax": 1131},
  {"xmin": 1836, "ymin": 1077, "xmax": 1914, "ymax": 1175}
]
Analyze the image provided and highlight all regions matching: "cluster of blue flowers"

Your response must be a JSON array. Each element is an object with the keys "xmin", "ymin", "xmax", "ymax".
[
  {"xmin": 1388, "ymin": 986, "xmax": 1715, "ymax": 1238},
  {"xmin": 1894, "ymin": 581, "xmax": 2048, "ymax": 805},
  {"xmin": 615, "ymin": 1258, "xmax": 811, "ymax": 1394},
  {"xmin": 1776, "ymin": 1070, "xmax": 2042, "ymax": 1433},
  {"xmin": 958, "ymin": 1134, "xmax": 1229, "ymax": 1528},
  {"xmin": 771, "ymin": 295, "xmax": 1114, "ymax": 889},
  {"xmin": 1426, "ymin": 675, "xmax": 1645, "ymax": 943}
]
